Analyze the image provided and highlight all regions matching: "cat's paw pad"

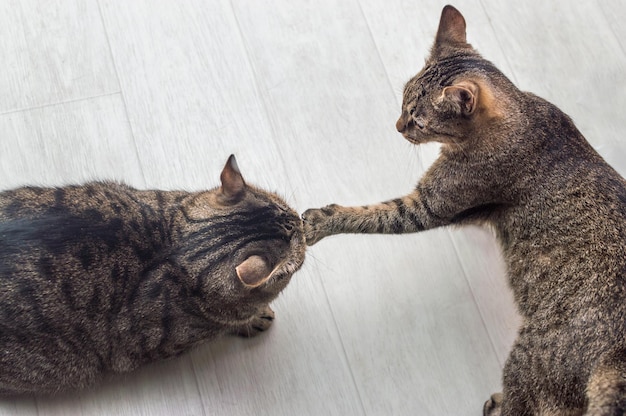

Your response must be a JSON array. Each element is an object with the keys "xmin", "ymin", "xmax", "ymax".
[
  {"xmin": 302, "ymin": 204, "xmax": 339, "ymax": 246},
  {"xmin": 233, "ymin": 306, "xmax": 275, "ymax": 338},
  {"xmin": 483, "ymin": 393, "xmax": 503, "ymax": 416}
]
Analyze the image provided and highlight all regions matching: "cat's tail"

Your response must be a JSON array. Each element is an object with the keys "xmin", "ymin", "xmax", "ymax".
[{"xmin": 585, "ymin": 350, "xmax": 626, "ymax": 415}]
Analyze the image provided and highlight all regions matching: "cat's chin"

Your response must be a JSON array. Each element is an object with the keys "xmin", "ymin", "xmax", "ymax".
[{"xmin": 402, "ymin": 133, "xmax": 425, "ymax": 145}]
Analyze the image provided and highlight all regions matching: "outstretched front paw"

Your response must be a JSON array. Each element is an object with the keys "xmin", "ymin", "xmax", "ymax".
[
  {"xmin": 301, "ymin": 204, "xmax": 340, "ymax": 246},
  {"xmin": 232, "ymin": 305, "xmax": 275, "ymax": 338},
  {"xmin": 483, "ymin": 392, "xmax": 503, "ymax": 416}
]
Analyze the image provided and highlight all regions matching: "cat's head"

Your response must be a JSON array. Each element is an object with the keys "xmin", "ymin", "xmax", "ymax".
[
  {"xmin": 179, "ymin": 155, "xmax": 305, "ymax": 313},
  {"xmin": 396, "ymin": 5, "xmax": 512, "ymax": 147}
]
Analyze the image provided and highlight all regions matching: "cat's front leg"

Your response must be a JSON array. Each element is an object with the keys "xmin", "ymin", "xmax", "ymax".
[
  {"xmin": 302, "ymin": 155, "xmax": 507, "ymax": 245},
  {"xmin": 302, "ymin": 194, "xmax": 430, "ymax": 245},
  {"xmin": 231, "ymin": 305, "xmax": 275, "ymax": 338},
  {"xmin": 301, "ymin": 204, "xmax": 344, "ymax": 245}
]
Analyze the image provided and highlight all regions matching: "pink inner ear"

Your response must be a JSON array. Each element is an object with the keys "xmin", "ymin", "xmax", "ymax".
[
  {"xmin": 236, "ymin": 255, "xmax": 272, "ymax": 287},
  {"xmin": 220, "ymin": 155, "xmax": 245, "ymax": 200},
  {"xmin": 443, "ymin": 84, "xmax": 476, "ymax": 115}
]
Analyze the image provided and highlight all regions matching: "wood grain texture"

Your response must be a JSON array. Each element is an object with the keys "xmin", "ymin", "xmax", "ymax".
[
  {"xmin": 0, "ymin": 0, "xmax": 118, "ymax": 114},
  {"xmin": 595, "ymin": 0, "xmax": 626, "ymax": 175},
  {"xmin": 98, "ymin": 0, "xmax": 289, "ymax": 192},
  {"xmin": 0, "ymin": 94, "xmax": 144, "ymax": 190},
  {"xmin": 0, "ymin": 1, "xmax": 624, "ymax": 415}
]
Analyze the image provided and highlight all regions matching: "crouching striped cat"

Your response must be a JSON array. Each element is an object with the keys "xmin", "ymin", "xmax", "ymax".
[
  {"xmin": 303, "ymin": 5, "xmax": 626, "ymax": 416},
  {"xmin": 0, "ymin": 155, "xmax": 305, "ymax": 395}
]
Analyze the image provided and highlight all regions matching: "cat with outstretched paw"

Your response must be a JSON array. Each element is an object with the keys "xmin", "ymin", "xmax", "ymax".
[{"xmin": 304, "ymin": 5, "xmax": 626, "ymax": 415}]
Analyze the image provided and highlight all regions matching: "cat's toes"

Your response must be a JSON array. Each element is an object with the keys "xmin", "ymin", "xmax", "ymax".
[
  {"xmin": 483, "ymin": 393, "xmax": 503, "ymax": 416},
  {"xmin": 233, "ymin": 306, "xmax": 275, "ymax": 338},
  {"xmin": 302, "ymin": 205, "xmax": 337, "ymax": 245}
]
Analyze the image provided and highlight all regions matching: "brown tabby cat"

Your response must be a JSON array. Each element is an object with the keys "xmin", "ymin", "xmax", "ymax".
[
  {"xmin": 0, "ymin": 155, "xmax": 305, "ymax": 395},
  {"xmin": 303, "ymin": 5, "xmax": 626, "ymax": 416}
]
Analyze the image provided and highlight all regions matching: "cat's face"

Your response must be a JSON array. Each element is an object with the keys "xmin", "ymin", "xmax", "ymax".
[
  {"xmin": 396, "ymin": 6, "xmax": 504, "ymax": 147},
  {"xmin": 180, "ymin": 156, "xmax": 305, "ymax": 312}
]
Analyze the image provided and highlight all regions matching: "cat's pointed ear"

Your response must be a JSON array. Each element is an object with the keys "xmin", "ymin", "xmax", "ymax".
[
  {"xmin": 440, "ymin": 82, "xmax": 477, "ymax": 116},
  {"xmin": 435, "ymin": 5, "xmax": 467, "ymax": 46},
  {"xmin": 236, "ymin": 255, "xmax": 273, "ymax": 288},
  {"xmin": 219, "ymin": 155, "xmax": 246, "ymax": 203}
]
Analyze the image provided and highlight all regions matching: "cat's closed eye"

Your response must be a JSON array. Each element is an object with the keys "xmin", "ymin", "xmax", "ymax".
[{"xmin": 409, "ymin": 108, "xmax": 426, "ymax": 129}]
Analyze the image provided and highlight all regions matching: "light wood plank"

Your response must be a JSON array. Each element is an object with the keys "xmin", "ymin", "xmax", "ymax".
[
  {"xmin": 231, "ymin": 0, "xmax": 421, "ymax": 205},
  {"xmin": 0, "ymin": 94, "xmax": 143, "ymax": 190},
  {"xmin": 448, "ymin": 226, "xmax": 519, "ymax": 366},
  {"xmin": 0, "ymin": 0, "xmax": 118, "ymax": 114},
  {"xmin": 98, "ymin": 0, "xmax": 288, "ymax": 192},
  {"xmin": 0, "ymin": 399, "xmax": 37, "ymax": 416},
  {"xmin": 596, "ymin": 0, "xmax": 626, "ymax": 175},
  {"xmin": 309, "ymin": 235, "xmax": 503, "ymax": 414}
]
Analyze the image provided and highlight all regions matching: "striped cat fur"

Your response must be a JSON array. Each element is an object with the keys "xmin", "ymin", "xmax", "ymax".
[
  {"xmin": 0, "ymin": 155, "xmax": 305, "ymax": 395},
  {"xmin": 303, "ymin": 6, "xmax": 626, "ymax": 416}
]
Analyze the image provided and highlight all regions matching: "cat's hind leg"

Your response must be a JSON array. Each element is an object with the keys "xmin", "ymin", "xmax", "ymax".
[
  {"xmin": 585, "ymin": 352, "xmax": 626, "ymax": 416},
  {"xmin": 230, "ymin": 305, "xmax": 275, "ymax": 338},
  {"xmin": 487, "ymin": 332, "xmax": 540, "ymax": 416},
  {"xmin": 483, "ymin": 392, "xmax": 503, "ymax": 416}
]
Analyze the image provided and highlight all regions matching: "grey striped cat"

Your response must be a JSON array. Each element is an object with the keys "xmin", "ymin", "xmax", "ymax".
[
  {"xmin": 303, "ymin": 5, "xmax": 626, "ymax": 416},
  {"xmin": 0, "ymin": 155, "xmax": 305, "ymax": 395}
]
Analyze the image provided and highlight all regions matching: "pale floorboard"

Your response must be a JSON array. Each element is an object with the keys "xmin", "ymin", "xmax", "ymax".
[
  {"xmin": 0, "ymin": 94, "xmax": 143, "ymax": 189},
  {"xmin": 0, "ymin": 0, "xmax": 118, "ymax": 114},
  {"xmin": 0, "ymin": 1, "xmax": 624, "ymax": 415}
]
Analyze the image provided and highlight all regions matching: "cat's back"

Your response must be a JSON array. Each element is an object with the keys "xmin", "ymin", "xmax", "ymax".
[
  {"xmin": 0, "ymin": 182, "xmax": 178, "ymax": 393},
  {"xmin": 500, "ymin": 94, "xmax": 626, "ymax": 324},
  {"xmin": 505, "ymin": 92, "xmax": 626, "ymax": 239},
  {"xmin": 1, "ymin": 181, "xmax": 144, "ymax": 220},
  {"xmin": 0, "ymin": 181, "xmax": 172, "ymax": 275}
]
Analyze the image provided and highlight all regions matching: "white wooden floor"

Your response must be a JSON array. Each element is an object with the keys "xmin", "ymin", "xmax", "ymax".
[{"xmin": 1, "ymin": 1, "xmax": 625, "ymax": 415}]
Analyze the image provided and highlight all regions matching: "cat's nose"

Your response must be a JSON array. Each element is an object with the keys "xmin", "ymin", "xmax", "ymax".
[{"xmin": 396, "ymin": 117, "xmax": 406, "ymax": 133}]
